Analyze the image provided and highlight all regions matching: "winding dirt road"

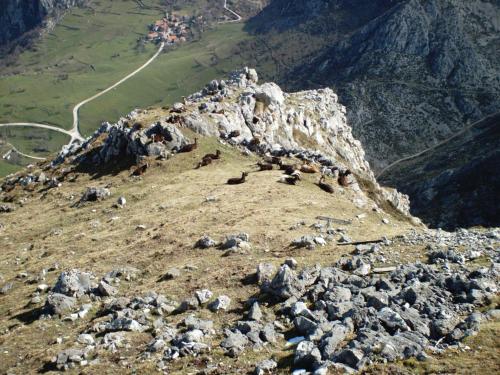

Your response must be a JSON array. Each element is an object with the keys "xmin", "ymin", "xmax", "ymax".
[
  {"xmin": 220, "ymin": 0, "xmax": 242, "ymax": 23},
  {"xmin": 0, "ymin": 42, "xmax": 165, "ymax": 160},
  {"xmin": 376, "ymin": 111, "xmax": 500, "ymax": 179}
]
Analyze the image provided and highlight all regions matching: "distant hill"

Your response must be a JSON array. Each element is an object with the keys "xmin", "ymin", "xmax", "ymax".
[
  {"xmin": 380, "ymin": 112, "xmax": 500, "ymax": 229},
  {"xmin": 0, "ymin": 0, "xmax": 86, "ymax": 47}
]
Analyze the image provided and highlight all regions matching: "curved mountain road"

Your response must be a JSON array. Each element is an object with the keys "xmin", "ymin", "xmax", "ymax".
[
  {"xmin": 71, "ymin": 41, "xmax": 165, "ymax": 138},
  {"xmin": 220, "ymin": 0, "xmax": 242, "ymax": 23},
  {"xmin": 376, "ymin": 111, "xmax": 500, "ymax": 179},
  {"xmin": 0, "ymin": 42, "xmax": 165, "ymax": 160},
  {"xmin": 2, "ymin": 143, "xmax": 47, "ymax": 161}
]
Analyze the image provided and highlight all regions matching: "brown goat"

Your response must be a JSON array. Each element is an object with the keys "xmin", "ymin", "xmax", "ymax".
[
  {"xmin": 196, "ymin": 157, "xmax": 213, "ymax": 169},
  {"xmin": 300, "ymin": 162, "xmax": 320, "ymax": 174},
  {"xmin": 132, "ymin": 163, "xmax": 149, "ymax": 177},
  {"xmin": 195, "ymin": 150, "xmax": 221, "ymax": 169},
  {"xmin": 317, "ymin": 175, "xmax": 334, "ymax": 193},
  {"xmin": 227, "ymin": 172, "xmax": 249, "ymax": 185},
  {"xmin": 179, "ymin": 138, "xmax": 198, "ymax": 153},
  {"xmin": 338, "ymin": 170, "xmax": 353, "ymax": 187},
  {"xmin": 257, "ymin": 162, "xmax": 273, "ymax": 171},
  {"xmin": 202, "ymin": 150, "xmax": 221, "ymax": 160}
]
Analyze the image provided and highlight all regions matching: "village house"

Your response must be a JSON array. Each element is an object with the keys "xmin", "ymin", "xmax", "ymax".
[{"xmin": 147, "ymin": 13, "xmax": 192, "ymax": 45}]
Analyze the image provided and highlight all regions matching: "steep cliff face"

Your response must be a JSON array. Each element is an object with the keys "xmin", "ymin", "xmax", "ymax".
[
  {"xmin": 380, "ymin": 113, "xmax": 500, "ymax": 229},
  {"xmin": 0, "ymin": 0, "xmax": 85, "ymax": 46},
  {"xmin": 242, "ymin": 0, "xmax": 500, "ymax": 229},
  {"xmin": 284, "ymin": 0, "xmax": 500, "ymax": 171}
]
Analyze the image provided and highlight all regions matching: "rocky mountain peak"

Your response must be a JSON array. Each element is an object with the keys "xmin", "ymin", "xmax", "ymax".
[{"xmin": 46, "ymin": 67, "xmax": 412, "ymax": 219}]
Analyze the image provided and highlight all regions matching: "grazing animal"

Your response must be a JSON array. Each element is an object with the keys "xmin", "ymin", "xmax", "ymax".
[
  {"xmin": 257, "ymin": 162, "xmax": 273, "ymax": 171},
  {"xmin": 279, "ymin": 160, "xmax": 300, "ymax": 176},
  {"xmin": 300, "ymin": 162, "xmax": 320, "ymax": 174},
  {"xmin": 227, "ymin": 172, "xmax": 249, "ymax": 185},
  {"xmin": 132, "ymin": 163, "xmax": 149, "ymax": 176},
  {"xmin": 338, "ymin": 170, "xmax": 353, "ymax": 187},
  {"xmin": 279, "ymin": 173, "xmax": 300, "ymax": 185},
  {"xmin": 179, "ymin": 138, "xmax": 198, "ymax": 153},
  {"xmin": 263, "ymin": 155, "xmax": 281, "ymax": 165},
  {"xmin": 196, "ymin": 158, "xmax": 213, "ymax": 169},
  {"xmin": 317, "ymin": 175, "xmax": 334, "ymax": 193},
  {"xmin": 202, "ymin": 150, "xmax": 221, "ymax": 160},
  {"xmin": 196, "ymin": 150, "xmax": 221, "ymax": 169}
]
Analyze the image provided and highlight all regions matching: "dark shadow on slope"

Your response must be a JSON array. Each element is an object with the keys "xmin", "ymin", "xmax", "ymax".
[
  {"xmin": 244, "ymin": 0, "xmax": 402, "ymax": 35},
  {"xmin": 72, "ymin": 147, "xmax": 136, "ymax": 180},
  {"xmin": 11, "ymin": 306, "xmax": 45, "ymax": 325},
  {"xmin": 380, "ymin": 113, "xmax": 500, "ymax": 230}
]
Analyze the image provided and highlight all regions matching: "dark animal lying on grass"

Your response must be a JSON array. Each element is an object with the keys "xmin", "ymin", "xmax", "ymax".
[
  {"xmin": 227, "ymin": 172, "xmax": 249, "ymax": 185},
  {"xmin": 179, "ymin": 138, "xmax": 198, "ymax": 153},
  {"xmin": 317, "ymin": 175, "xmax": 334, "ymax": 193}
]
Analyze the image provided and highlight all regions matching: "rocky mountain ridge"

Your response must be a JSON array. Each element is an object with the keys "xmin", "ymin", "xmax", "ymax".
[
  {"xmin": 0, "ymin": 68, "xmax": 498, "ymax": 374},
  {"xmin": 49, "ymin": 67, "xmax": 413, "ymax": 218},
  {"xmin": 284, "ymin": 0, "xmax": 500, "ymax": 170},
  {"xmin": 243, "ymin": 0, "xmax": 500, "ymax": 229},
  {"xmin": 0, "ymin": 0, "xmax": 86, "ymax": 47}
]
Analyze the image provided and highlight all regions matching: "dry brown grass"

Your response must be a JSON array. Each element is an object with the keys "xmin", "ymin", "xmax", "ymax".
[{"xmin": 0, "ymin": 136, "xmax": 493, "ymax": 374}]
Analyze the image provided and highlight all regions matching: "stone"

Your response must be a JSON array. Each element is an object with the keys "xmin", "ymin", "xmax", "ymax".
[
  {"xmin": 104, "ymin": 318, "xmax": 146, "ymax": 332},
  {"xmin": 78, "ymin": 187, "xmax": 110, "ymax": 204},
  {"xmin": 285, "ymin": 258, "xmax": 298, "ymax": 269},
  {"xmin": 261, "ymin": 323, "xmax": 277, "ymax": 343},
  {"xmin": 37, "ymin": 284, "xmax": 49, "ymax": 292},
  {"xmin": 320, "ymin": 324, "xmax": 349, "ymax": 359},
  {"xmin": 77, "ymin": 334, "xmax": 95, "ymax": 345},
  {"xmin": 98, "ymin": 280, "xmax": 118, "ymax": 297},
  {"xmin": 178, "ymin": 296, "xmax": 200, "ymax": 312},
  {"xmin": 0, "ymin": 282, "xmax": 13, "ymax": 295},
  {"xmin": 484, "ymin": 309, "xmax": 500, "ymax": 321},
  {"xmin": 363, "ymin": 290, "xmax": 389, "ymax": 310},
  {"xmin": 335, "ymin": 348, "xmax": 364, "ymax": 369},
  {"xmin": 292, "ymin": 235, "xmax": 316, "ymax": 249},
  {"xmin": 53, "ymin": 269, "xmax": 94, "ymax": 298},
  {"xmin": 184, "ymin": 315, "xmax": 214, "ymax": 333},
  {"xmin": 294, "ymin": 316, "xmax": 318, "ymax": 335},
  {"xmin": 294, "ymin": 340, "xmax": 322, "ymax": 367},
  {"xmin": 45, "ymin": 293, "xmax": 77, "ymax": 316},
  {"xmin": 195, "ymin": 289, "xmax": 213, "ymax": 304},
  {"xmin": 103, "ymin": 266, "xmax": 140, "ymax": 282},
  {"xmin": 255, "ymin": 82, "xmax": 285, "ymax": 106},
  {"xmin": 53, "ymin": 348, "xmax": 87, "ymax": 370},
  {"xmin": 248, "ymin": 302, "xmax": 263, "ymax": 321},
  {"xmin": 209, "ymin": 295, "xmax": 231, "ymax": 312},
  {"xmin": 220, "ymin": 329, "xmax": 249, "ymax": 357},
  {"xmin": 268, "ymin": 265, "xmax": 305, "ymax": 300},
  {"xmin": 196, "ymin": 235, "xmax": 216, "ymax": 249},
  {"xmin": 117, "ymin": 196, "xmax": 126, "ymax": 206},
  {"xmin": 0, "ymin": 204, "xmax": 14, "ymax": 213},
  {"xmin": 163, "ymin": 268, "xmax": 180, "ymax": 280},
  {"xmin": 257, "ymin": 263, "xmax": 276, "ymax": 285},
  {"xmin": 221, "ymin": 233, "xmax": 250, "ymax": 249},
  {"xmin": 377, "ymin": 307, "xmax": 410, "ymax": 333},
  {"xmin": 325, "ymin": 286, "xmax": 352, "ymax": 302},
  {"xmin": 255, "ymin": 359, "xmax": 277, "ymax": 375}
]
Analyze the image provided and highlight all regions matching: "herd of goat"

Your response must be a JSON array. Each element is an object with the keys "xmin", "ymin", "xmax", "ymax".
[{"xmin": 131, "ymin": 136, "xmax": 352, "ymax": 193}]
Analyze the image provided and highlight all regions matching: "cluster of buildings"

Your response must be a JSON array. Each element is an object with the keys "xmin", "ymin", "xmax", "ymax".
[{"xmin": 147, "ymin": 13, "xmax": 191, "ymax": 45}]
